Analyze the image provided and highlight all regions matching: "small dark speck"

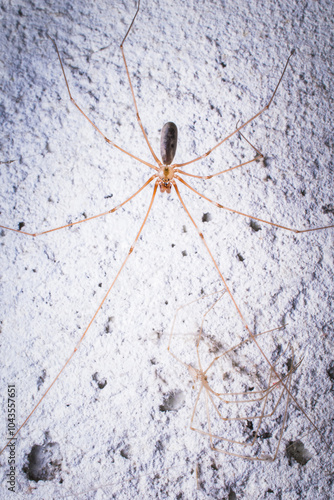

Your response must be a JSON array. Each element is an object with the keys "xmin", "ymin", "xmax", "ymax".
[
  {"xmin": 165, "ymin": 300, "xmax": 168, "ymax": 305},
  {"xmin": 182, "ymin": 225, "xmax": 187, "ymax": 233},
  {"xmin": 98, "ymin": 379, "xmax": 107, "ymax": 389},
  {"xmin": 260, "ymin": 432, "xmax": 272, "ymax": 440},
  {"xmin": 155, "ymin": 440, "xmax": 164, "ymax": 452},
  {"xmin": 246, "ymin": 420, "xmax": 253, "ymax": 430},
  {"xmin": 322, "ymin": 204, "xmax": 334, "ymax": 215},
  {"xmin": 221, "ymin": 62, "xmax": 226, "ymax": 68},
  {"xmin": 18, "ymin": 7, "xmax": 23, "ymax": 16},
  {"xmin": 286, "ymin": 357, "xmax": 293, "ymax": 372},
  {"xmin": 18, "ymin": 222, "xmax": 25, "ymax": 230},
  {"xmin": 237, "ymin": 253, "xmax": 244, "ymax": 262},
  {"xmin": 286, "ymin": 440, "xmax": 313, "ymax": 465},
  {"xmin": 37, "ymin": 369, "xmax": 46, "ymax": 390},
  {"xmin": 228, "ymin": 490, "xmax": 237, "ymax": 500},
  {"xmin": 202, "ymin": 212, "xmax": 212, "ymax": 223},
  {"xmin": 327, "ymin": 362, "xmax": 334, "ymax": 382},
  {"xmin": 211, "ymin": 461, "xmax": 218, "ymax": 471},
  {"xmin": 104, "ymin": 194, "xmax": 113, "ymax": 199},
  {"xmin": 98, "ymin": 283, "xmax": 102, "ymax": 287},
  {"xmin": 182, "ymin": 250, "xmax": 187, "ymax": 257},
  {"xmin": 250, "ymin": 220, "xmax": 261, "ymax": 232},
  {"xmin": 120, "ymin": 446, "xmax": 130, "ymax": 459},
  {"xmin": 300, "ymin": 189, "xmax": 306, "ymax": 196},
  {"xmin": 104, "ymin": 316, "xmax": 114, "ymax": 334},
  {"xmin": 92, "ymin": 372, "xmax": 107, "ymax": 390},
  {"xmin": 171, "ymin": 243, "xmax": 175, "ymax": 247}
]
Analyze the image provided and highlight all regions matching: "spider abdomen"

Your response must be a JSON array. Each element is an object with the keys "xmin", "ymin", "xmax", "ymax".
[{"xmin": 160, "ymin": 122, "xmax": 178, "ymax": 165}]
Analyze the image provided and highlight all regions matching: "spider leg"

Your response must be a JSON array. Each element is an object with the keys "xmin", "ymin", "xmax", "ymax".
[
  {"xmin": 174, "ymin": 156, "xmax": 261, "ymax": 180},
  {"xmin": 175, "ymin": 51, "xmax": 295, "ymax": 169},
  {"xmin": 120, "ymin": 0, "xmax": 161, "ymax": 165},
  {"xmin": 0, "ymin": 175, "xmax": 156, "ymax": 236},
  {"xmin": 172, "ymin": 181, "xmax": 327, "ymax": 444},
  {"xmin": 0, "ymin": 180, "xmax": 159, "ymax": 455},
  {"xmin": 175, "ymin": 175, "xmax": 334, "ymax": 233},
  {"xmin": 204, "ymin": 325, "xmax": 286, "ymax": 376},
  {"xmin": 48, "ymin": 33, "xmax": 158, "ymax": 172}
]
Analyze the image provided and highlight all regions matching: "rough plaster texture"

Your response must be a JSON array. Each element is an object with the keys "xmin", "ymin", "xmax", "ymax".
[{"xmin": 0, "ymin": 0, "xmax": 333, "ymax": 498}]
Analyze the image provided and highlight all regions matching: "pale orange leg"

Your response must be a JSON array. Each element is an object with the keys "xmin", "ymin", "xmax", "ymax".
[
  {"xmin": 174, "ymin": 156, "xmax": 262, "ymax": 181},
  {"xmin": 120, "ymin": 0, "xmax": 161, "ymax": 166},
  {"xmin": 175, "ymin": 175, "xmax": 334, "ymax": 233},
  {"xmin": 48, "ymin": 32, "xmax": 158, "ymax": 172},
  {"xmin": 0, "ymin": 175, "xmax": 156, "ymax": 236},
  {"xmin": 168, "ymin": 290, "xmax": 306, "ymax": 457},
  {"xmin": 172, "ymin": 181, "xmax": 327, "ymax": 444},
  {"xmin": 0, "ymin": 181, "xmax": 159, "ymax": 455},
  {"xmin": 174, "ymin": 50, "xmax": 295, "ymax": 169},
  {"xmin": 191, "ymin": 348, "xmax": 295, "ymax": 460}
]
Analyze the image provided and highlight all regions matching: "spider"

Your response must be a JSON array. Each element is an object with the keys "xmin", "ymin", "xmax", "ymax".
[{"xmin": 0, "ymin": 0, "xmax": 332, "ymax": 467}]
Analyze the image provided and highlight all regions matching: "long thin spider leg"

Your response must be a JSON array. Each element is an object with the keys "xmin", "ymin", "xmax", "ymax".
[
  {"xmin": 207, "ymin": 345, "xmax": 294, "ymax": 411},
  {"xmin": 208, "ymin": 331, "xmax": 298, "ymax": 393},
  {"xmin": 204, "ymin": 325, "xmax": 287, "ymax": 376},
  {"xmin": 191, "ymin": 389, "xmax": 262, "ymax": 449},
  {"xmin": 175, "ymin": 175, "xmax": 334, "ymax": 233},
  {"xmin": 214, "ymin": 363, "xmax": 291, "ymax": 407},
  {"xmin": 237, "ymin": 127, "xmax": 264, "ymax": 157},
  {"xmin": 190, "ymin": 384, "xmax": 204, "ymax": 432},
  {"xmin": 120, "ymin": 0, "xmax": 161, "ymax": 166},
  {"xmin": 0, "ymin": 175, "xmax": 157, "ymax": 237},
  {"xmin": 167, "ymin": 288, "xmax": 286, "ymax": 374},
  {"xmin": 196, "ymin": 295, "xmax": 226, "ymax": 347},
  {"xmin": 271, "ymin": 349, "xmax": 294, "ymax": 461},
  {"xmin": 0, "ymin": 181, "xmax": 159, "ymax": 455},
  {"xmin": 206, "ymin": 374, "xmax": 273, "ymax": 426},
  {"xmin": 173, "ymin": 181, "xmax": 250, "ymax": 331},
  {"xmin": 174, "ymin": 51, "xmax": 295, "ymax": 169},
  {"xmin": 172, "ymin": 181, "xmax": 327, "ymax": 444},
  {"xmin": 47, "ymin": 34, "xmax": 158, "ymax": 172},
  {"xmin": 196, "ymin": 361, "xmax": 293, "ymax": 458},
  {"xmin": 189, "ymin": 339, "xmax": 295, "ymax": 459},
  {"xmin": 174, "ymin": 156, "xmax": 262, "ymax": 180},
  {"xmin": 167, "ymin": 289, "xmax": 226, "ymax": 356}
]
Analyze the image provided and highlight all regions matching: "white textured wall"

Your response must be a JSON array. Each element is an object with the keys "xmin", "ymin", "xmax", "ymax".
[{"xmin": 0, "ymin": 0, "xmax": 333, "ymax": 498}]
